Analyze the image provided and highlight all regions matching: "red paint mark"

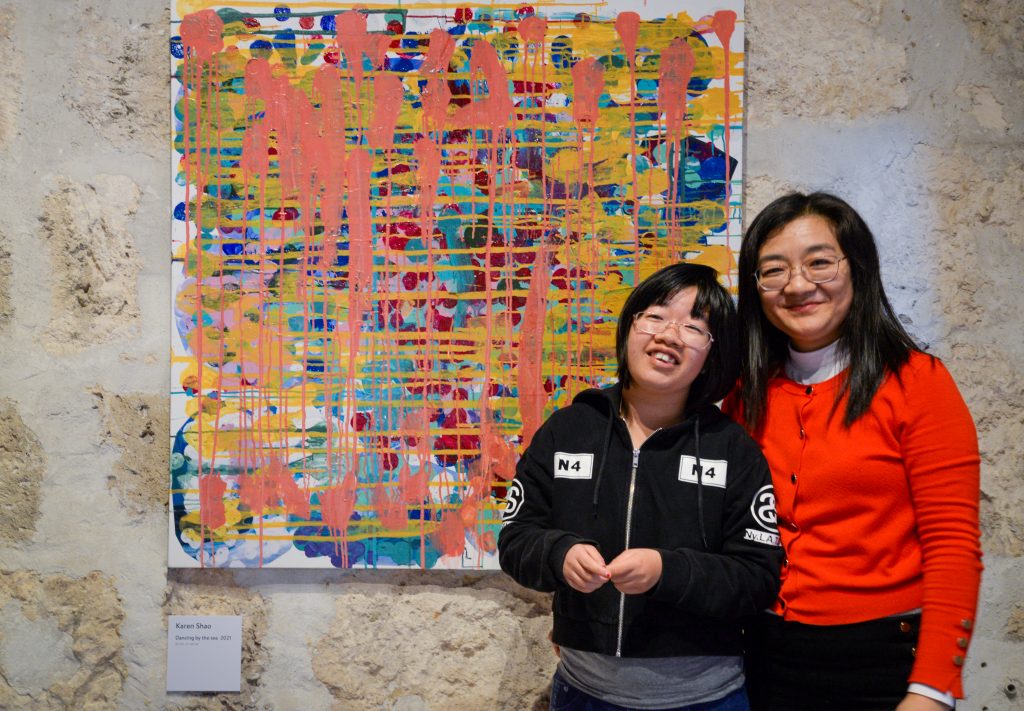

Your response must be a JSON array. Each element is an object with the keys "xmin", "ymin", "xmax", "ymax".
[
  {"xmin": 476, "ymin": 422, "xmax": 518, "ymax": 482},
  {"xmin": 181, "ymin": 9, "xmax": 224, "ymax": 62},
  {"xmin": 199, "ymin": 475, "xmax": 227, "ymax": 530},
  {"xmin": 478, "ymin": 529, "xmax": 497, "ymax": 553},
  {"xmin": 320, "ymin": 474, "xmax": 358, "ymax": 535},
  {"xmin": 454, "ymin": 8, "xmax": 473, "ymax": 24},
  {"xmin": 517, "ymin": 248, "xmax": 551, "ymax": 448},
  {"xmin": 711, "ymin": 9, "xmax": 737, "ymax": 207},
  {"xmin": 299, "ymin": 16, "xmax": 315, "ymax": 30},
  {"xmin": 272, "ymin": 206, "xmax": 299, "ymax": 221},
  {"xmin": 518, "ymin": 15, "xmax": 547, "ymax": 44},
  {"xmin": 659, "ymin": 37, "xmax": 696, "ymax": 139},
  {"xmin": 351, "ymin": 411, "xmax": 373, "ymax": 431},
  {"xmin": 368, "ymin": 72, "xmax": 404, "ymax": 150},
  {"xmin": 373, "ymin": 485, "xmax": 408, "ymax": 531},
  {"xmin": 615, "ymin": 11, "xmax": 642, "ymax": 280},
  {"xmin": 420, "ymin": 28, "xmax": 456, "ymax": 74},
  {"xmin": 711, "ymin": 11, "xmax": 736, "ymax": 62},
  {"xmin": 397, "ymin": 457, "xmax": 429, "ymax": 504},
  {"xmin": 459, "ymin": 500, "xmax": 478, "ymax": 528},
  {"xmin": 242, "ymin": 16, "xmax": 260, "ymax": 29},
  {"xmin": 571, "ymin": 57, "xmax": 605, "ymax": 126},
  {"xmin": 415, "ymin": 137, "xmax": 443, "ymax": 220},
  {"xmin": 345, "ymin": 149, "xmax": 374, "ymax": 298},
  {"xmin": 335, "ymin": 11, "xmax": 391, "ymax": 90},
  {"xmin": 238, "ymin": 470, "xmax": 275, "ymax": 515},
  {"xmin": 311, "ymin": 64, "xmax": 349, "ymax": 254},
  {"xmin": 432, "ymin": 509, "xmax": 467, "ymax": 556},
  {"xmin": 275, "ymin": 471, "xmax": 311, "ymax": 519},
  {"xmin": 238, "ymin": 459, "xmax": 310, "ymax": 518},
  {"xmin": 453, "ymin": 40, "xmax": 513, "ymax": 131},
  {"xmin": 615, "ymin": 12, "xmax": 640, "ymax": 68}
]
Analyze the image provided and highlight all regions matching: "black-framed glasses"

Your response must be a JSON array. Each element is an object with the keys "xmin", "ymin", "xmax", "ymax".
[
  {"xmin": 632, "ymin": 312, "xmax": 714, "ymax": 349},
  {"xmin": 755, "ymin": 255, "xmax": 847, "ymax": 292}
]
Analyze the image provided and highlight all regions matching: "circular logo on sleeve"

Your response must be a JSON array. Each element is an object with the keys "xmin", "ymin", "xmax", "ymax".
[
  {"xmin": 502, "ymin": 479, "xmax": 525, "ymax": 521},
  {"xmin": 751, "ymin": 485, "xmax": 778, "ymax": 532}
]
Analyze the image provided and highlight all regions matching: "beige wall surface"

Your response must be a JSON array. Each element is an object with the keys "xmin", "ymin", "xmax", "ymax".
[{"xmin": 0, "ymin": 1, "xmax": 1021, "ymax": 709}]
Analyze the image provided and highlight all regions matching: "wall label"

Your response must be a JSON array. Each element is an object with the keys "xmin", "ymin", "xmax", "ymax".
[{"xmin": 167, "ymin": 615, "xmax": 242, "ymax": 692}]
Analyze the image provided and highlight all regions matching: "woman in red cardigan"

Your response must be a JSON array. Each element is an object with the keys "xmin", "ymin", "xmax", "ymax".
[{"xmin": 723, "ymin": 192, "xmax": 982, "ymax": 711}]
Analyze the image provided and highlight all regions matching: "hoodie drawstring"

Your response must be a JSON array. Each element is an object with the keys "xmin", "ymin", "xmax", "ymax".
[
  {"xmin": 694, "ymin": 414, "xmax": 709, "ymax": 550},
  {"xmin": 591, "ymin": 410, "xmax": 615, "ymax": 517}
]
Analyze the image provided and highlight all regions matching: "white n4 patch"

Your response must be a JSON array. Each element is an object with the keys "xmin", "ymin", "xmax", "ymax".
[
  {"xmin": 678, "ymin": 456, "xmax": 728, "ymax": 488},
  {"xmin": 554, "ymin": 452, "xmax": 594, "ymax": 479}
]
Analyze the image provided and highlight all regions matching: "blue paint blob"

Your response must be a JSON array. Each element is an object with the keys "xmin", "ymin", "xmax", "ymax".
[
  {"xmin": 273, "ymin": 30, "xmax": 296, "ymax": 51},
  {"xmin": 551, "ymin": 36, "xmax": 573, "ymax": 69},
  {"xmin": 222, "ymin": 241, "xmax": 244, "ymax": 256},
  {"xmin": 250, "ymin": 39, "xmax": 273, "ymax": 56},
  {"xmin": 388, "ymin": 56, "xmax": 416, "ymax": 73},
  {"xmin": 173, "ymin": 202, "xmax": 187, "ymax": 220},
  {"xmin": 320, "ymin": 15, "xmax": 336, "ymax": 32},
  {"xmin": 170, "ymin": 36, "xmax": 184, "ymax": 58},
  {"xmin": 274, "ymin": 6, "xmax": 292, "ymax": 21}
]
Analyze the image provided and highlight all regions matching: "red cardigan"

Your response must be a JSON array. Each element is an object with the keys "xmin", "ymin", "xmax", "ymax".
[{"xmin": 723, "ymin": 351, "xmax": 982, "ymax": 697}]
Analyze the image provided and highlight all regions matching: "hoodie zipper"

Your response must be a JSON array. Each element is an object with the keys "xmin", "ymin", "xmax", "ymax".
[{"xmin": 615, "ymin": 447, "xmax": 641, "ymax": 657}]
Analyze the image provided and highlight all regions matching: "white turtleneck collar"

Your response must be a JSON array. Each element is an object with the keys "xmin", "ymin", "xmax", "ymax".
[{"xmin": 785, "ymin": 340, "xmax": 849, "ymax": 385}]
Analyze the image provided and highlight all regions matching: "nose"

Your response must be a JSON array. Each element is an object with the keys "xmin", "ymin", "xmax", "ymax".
[
  {"xmin": 782, "ymin": 268, "xmax": 816, "ymax": 294},
  {"xmin": 653, "ymin": 322, "xmax": 686, "ymax": 345}
]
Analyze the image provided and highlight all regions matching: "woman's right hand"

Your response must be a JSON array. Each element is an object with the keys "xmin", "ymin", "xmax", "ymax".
[{"xmin": 562, "ymin": 543, "xmax": 612, "ymax": 593}]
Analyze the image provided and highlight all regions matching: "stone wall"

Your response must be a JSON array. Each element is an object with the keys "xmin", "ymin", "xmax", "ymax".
[{"xmin": 0, "ymin": 1, "xmax": 1021, "ymax": 709}]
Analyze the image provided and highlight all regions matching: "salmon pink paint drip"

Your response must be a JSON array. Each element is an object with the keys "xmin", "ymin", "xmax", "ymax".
[{"xmin": 169, "ymin": 1, "xmax": 745, "ymax": 569}]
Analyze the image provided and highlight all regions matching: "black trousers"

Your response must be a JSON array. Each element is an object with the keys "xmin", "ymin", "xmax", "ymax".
[{"xmin": 744, "ymin": 612, "xmax": 919, "ymax": 711}]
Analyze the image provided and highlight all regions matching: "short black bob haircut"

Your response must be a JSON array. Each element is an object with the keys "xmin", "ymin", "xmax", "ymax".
[
  {"xmin": 615, "ymin": 263, "xmax": 739, "ymax": 412},
  {"xmin": 736, "ymin": 191, "xmax": 919, "ymax": 431}
]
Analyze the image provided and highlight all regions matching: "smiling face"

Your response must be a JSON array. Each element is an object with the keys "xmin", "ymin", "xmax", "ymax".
[
  {"xmin": 757, "ymin": 214, "xmax": 854, "ymax": 352},
  {"xmin": 624, "ymin": 287, "xmax": 711, "ymax": 403}
]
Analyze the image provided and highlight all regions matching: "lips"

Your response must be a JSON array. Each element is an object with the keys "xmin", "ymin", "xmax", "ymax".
[
  {"xmin": 648, "ymin": 350, "xmax": 680, "ymax": 366},
  {"xmin": 785, "ymin": 301, "xmax": 824, "ymax": 314}
]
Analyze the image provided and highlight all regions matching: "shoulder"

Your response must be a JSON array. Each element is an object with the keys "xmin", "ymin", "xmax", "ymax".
[
  {"xmin": 535, "ymin": 390, "xmax": 613, "ymax": 437},
  {"xmin": 699, "ymin": 406, "xmax": 765, "ymax": 457},
  {"xmin": 880, "ymin": 351, "xmax": 975, "ymax": 428},
  {"xmin": 890, "ymin": 351, "xmax": 964, "ymax": 398}
]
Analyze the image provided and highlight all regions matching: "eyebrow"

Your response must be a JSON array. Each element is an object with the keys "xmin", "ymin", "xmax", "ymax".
[{"xmin": 757, "ymin": 244, "xmax": 840, "ymax": 263}]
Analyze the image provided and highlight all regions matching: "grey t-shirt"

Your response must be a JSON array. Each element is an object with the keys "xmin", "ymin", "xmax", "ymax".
[{"xmin": 558, "ymin": 647, "xmax": 744, "ymax": 709}]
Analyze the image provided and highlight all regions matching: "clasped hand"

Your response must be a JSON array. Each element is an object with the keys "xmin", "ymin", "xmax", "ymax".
[{"xmin": 562, "ymin": 543, "xmax": 662, "ymax": 594}]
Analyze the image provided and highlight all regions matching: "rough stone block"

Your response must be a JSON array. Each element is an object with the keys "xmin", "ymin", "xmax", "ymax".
[
  {"xmin": 38, "ymin": 175, "xmax": 142, "ymax": 354},
  {"xmin": 0, "ymin": 570, "xmax": 126, "ymax": 709},
  {"xmin": 0, "ymin": 400, "xmax": 44, "ymax": 544},
  {"xmin": 91, "ymin": 388, "xmax": 169, "ymax": 516}
]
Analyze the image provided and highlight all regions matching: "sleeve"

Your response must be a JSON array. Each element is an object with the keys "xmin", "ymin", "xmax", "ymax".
[
  {"xmin": 497, "ymin": 418, "xmax": 590, "ymax": 593},
  {"xmin": 647, "ymin": 431, "xmax": 783, "ymax": 619},
  {"xmin": 902, "ymin": 357, "xmax": 982, "ymax": 698}
]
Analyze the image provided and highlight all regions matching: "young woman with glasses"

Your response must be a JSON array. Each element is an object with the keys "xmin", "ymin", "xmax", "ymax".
[
  {"xmin": 500, "ymin": 263, "xmax": 782, "ymax": 710},
  {"xmin": 724, "ymin": 192, "xmax": 982, "ymax": 711}
]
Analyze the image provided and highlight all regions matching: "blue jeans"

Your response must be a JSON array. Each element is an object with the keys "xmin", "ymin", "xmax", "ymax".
[{"xmin": 550, "ymin": 670, "xmax": 750, "ymax": 711}]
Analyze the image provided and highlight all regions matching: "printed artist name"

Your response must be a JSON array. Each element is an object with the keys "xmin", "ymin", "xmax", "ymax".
[{"xmin": 175, "ymin": 621, "xmax": 213, "ymax": 630}]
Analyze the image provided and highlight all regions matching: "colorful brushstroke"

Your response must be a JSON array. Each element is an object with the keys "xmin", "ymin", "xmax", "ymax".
[{"xmin": 169, "ymin": 0, "xmax": 745, "ymax": 568}]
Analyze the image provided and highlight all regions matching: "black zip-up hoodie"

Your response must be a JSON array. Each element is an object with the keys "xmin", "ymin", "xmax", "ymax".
[{"xmin": 498, "ymin": 384, "xmax": 782, "ymax": 658}]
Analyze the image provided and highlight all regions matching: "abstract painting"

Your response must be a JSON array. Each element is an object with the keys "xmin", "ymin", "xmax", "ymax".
[{"xmin": 170, "ymin": 0, "xmax": 744, "ymax": 568}]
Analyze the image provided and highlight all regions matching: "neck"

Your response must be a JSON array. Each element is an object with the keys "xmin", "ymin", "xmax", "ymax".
[
  {"xmin": 620, "ymin": 386, "xmax": 687, "ymax": 446},
  {"xmin": 785, "ymin": 339, "xmax": 848, "ymax": 384}
]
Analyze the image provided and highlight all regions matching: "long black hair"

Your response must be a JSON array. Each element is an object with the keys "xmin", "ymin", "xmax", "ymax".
[
  {"xmin": 737, "ymin": 192, "xmax": 920, "ymax": 430},
  {"xmin": 616, "ymin": 263, "xmax": 739, "ymax": 412}
]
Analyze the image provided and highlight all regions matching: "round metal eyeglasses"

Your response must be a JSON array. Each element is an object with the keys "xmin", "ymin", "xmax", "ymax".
[
  {"xmin": 755, "ymin": 255, "xmax": 847, "ymax": 292},
  {"xmin": 632, "ymin": 312, "xmax": 714, "ymax": 349}
]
